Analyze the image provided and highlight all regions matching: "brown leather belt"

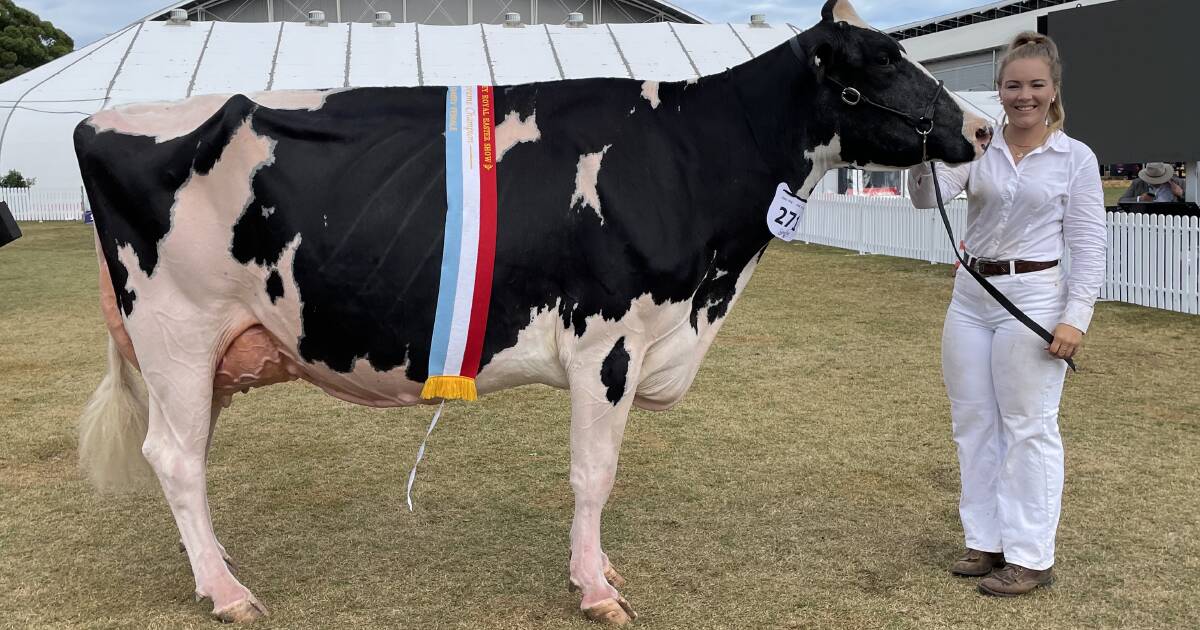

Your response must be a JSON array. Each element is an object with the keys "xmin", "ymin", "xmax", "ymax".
[{"xmin": 965, "ymin": 256, "xmax": 1059, "ymax": 277}]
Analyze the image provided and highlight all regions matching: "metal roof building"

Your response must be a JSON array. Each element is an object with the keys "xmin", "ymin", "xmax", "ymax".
[
  {"xmin": 889, "ymin": 0, "xmax": 1116, "ymax": 91},
  {"xmin": 154, "ymin": 0, "xmax": 705, "ymax": 26},
  {"xmin": 0, "ymin": 3, "xmax": 816, "ymax": 189}
]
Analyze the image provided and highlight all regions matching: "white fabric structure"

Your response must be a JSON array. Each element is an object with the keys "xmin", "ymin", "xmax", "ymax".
[{"xmin": 0, "ymin": 20, "xmax": 804, "ymax": 188}]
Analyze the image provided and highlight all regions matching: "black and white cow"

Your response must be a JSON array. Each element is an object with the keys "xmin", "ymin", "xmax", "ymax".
[{"xmin": 74, "ymin": 0, "xmax": 989, "ymax": 624}]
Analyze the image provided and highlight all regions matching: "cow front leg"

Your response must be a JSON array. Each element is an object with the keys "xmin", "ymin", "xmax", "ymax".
[
  {"xmin": 141, "ymin": 376, "xmax": 266, "ymax": 623},
  {"xmin": 566, "ymin": 344, "xmax": 640, "ymax": 625}
]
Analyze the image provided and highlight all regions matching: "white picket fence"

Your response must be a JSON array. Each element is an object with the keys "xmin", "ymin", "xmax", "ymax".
[
  {"xmin": 1104, "ymin": 212, "xmax": 1200, "ymax": 314},
  {"xmin": 800, "ymin": 193, "xmax": 1200, "ymax": 315},
  {"xmin": 0, "ymin": 187, "xmax": 86, "ymax": 221},
  {"xmin": 5, "ymin": 188, "xmax": 1198, "ymax": 315}
]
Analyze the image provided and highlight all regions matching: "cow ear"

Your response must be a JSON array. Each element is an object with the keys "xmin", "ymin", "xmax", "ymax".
[
  {"xmin": 812, "ymin": 42, "xmax": 832, "ymax": 81},
  {"xmin": 796, "ymin": 29, "xmax": 837, "ymax": 80}
]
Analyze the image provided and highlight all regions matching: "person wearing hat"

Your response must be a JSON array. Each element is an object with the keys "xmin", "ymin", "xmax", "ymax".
[{"xmin": 1119, "ymin": 163, "xmax": 1185, "ymax": 203}]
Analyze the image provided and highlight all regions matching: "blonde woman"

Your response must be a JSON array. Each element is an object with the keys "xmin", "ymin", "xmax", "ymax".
[{"xmin": 908, "ymin": 32, "xmax": 1106, "ymax": 597}]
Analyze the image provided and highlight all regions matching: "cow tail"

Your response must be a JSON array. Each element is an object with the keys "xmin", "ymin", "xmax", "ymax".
[{"xmin": 78, "ymin": 334, "xmax": 156, "ymax": 492}]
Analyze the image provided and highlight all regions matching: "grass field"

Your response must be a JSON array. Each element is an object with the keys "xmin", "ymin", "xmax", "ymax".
[
  {"xmin": 1103, "ymin": 186, "xmax": 1125, "ymax": 208},
  {"xmin": 1, "ymin": 223, "xmax": 1197, "ymax": 629}
]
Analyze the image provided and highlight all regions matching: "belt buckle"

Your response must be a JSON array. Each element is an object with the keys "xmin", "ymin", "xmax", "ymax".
[{"xmin": 970, "ymin": 257, "xmax": 991, "ymax": 275}]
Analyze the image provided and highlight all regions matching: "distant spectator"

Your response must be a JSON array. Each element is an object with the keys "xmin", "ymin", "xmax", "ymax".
[{"xmin": 1119, "ymin": 163, "xmax": 1185, "ymax": 202}]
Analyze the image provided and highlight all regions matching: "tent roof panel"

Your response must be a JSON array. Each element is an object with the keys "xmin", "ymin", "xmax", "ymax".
[
  {"xmin": 417, "ymin": 25, "xmax": 493, "ymax": 86},
  {"xmin": 545, "ymin": 25, "xmax": 630, "ymax": 80},
  {"xmin": 483, "ymin": 24, "xmax": 562, "ymax": 85},
  {"xmin": 348, "ymin": 22, "xmax": 422, "ymax": 88},
  {"xmin": 190, "ymin": 21, "xmax": 280, "ymax": 95},
  {"xmin": 107, "ymin": 21, "xmax": 215, "ymax": 107},
  {"xmin": 729, "ymin": 23, "xmax": 795, "ymax": 57},
  {"xmin": 271, "ymin": 23, "xmax": 352, "ymax": 90},
  {"xmin": 671, "ymin": 23, "xmax": 753, "ymax": 76},
  {"xmin": 609, "ymin": 23, "xmax": 697, "ymax": 81}
]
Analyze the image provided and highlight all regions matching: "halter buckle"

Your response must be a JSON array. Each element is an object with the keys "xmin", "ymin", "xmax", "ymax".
[
  {"xmin": 915, "ymin": 117, "xmax": 934, "ymax": 136},
  {"xmin": 841, "ymin": 87, "xmax": 862, "ymax": 106}
]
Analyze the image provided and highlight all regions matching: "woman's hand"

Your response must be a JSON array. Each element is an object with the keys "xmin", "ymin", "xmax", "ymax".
[{"xmin": 1048, "ymin": 323, "xmax": 1083, "ymax": 360}]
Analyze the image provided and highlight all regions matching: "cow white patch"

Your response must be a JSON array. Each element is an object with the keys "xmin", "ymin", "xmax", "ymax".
[
  {"xmin": 252, "ymin": 89, "xmax": 339, "ymax": 111},
  {"xmin": 570, "ymin": 145, "xmax": 612, "ymax": 224},
  {"xmin": 495, "ymin": 111, "xmax": 541, "ymax": 163},
  {"xmin": 88, "ymin": 89, "xmax": 339, "ymax": 143},
  {"xmin": 798, "ymin": 134, "xmax": 845, "ymax": 198},
  {"xmin": 641, "ymin": 81, "xmax": 661, "ymax": 110}
]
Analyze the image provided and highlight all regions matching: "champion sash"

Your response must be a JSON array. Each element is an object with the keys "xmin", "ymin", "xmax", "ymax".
[{"xmin": 422, "ymin": 86, "xmax": 498, "ymax": 401}]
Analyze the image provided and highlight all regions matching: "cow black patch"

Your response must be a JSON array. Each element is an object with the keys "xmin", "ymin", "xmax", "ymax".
[
  {"xmin": 265, "ymin": 269, "xmax": 284, "ymax": 303},
  {"xmin": 600, "ymin": 337, "xmax": 630, "ymax": 405}
]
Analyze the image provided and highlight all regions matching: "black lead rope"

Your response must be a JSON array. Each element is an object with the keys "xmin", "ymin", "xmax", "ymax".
[
  {"xmin": 785, "ymin": 35, "xmax": 1073, "ymax": 369},
  {"xmin": 928, "ymin": 161, "xmax": 1076, "ymax": 372}
]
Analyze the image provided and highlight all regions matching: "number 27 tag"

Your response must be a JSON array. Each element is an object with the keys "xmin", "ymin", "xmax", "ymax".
[{"xmin": 766, "ymin": 183, "xmax": 806, "ymax": 242}]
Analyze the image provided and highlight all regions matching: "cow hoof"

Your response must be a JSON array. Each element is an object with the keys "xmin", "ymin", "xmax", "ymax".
[
  {"xmin": 583, "ymin": 596, "xmax": 638, "ymax": 625},
  {"xmin": 212, "ymin": 596, "xmax": 269, "ymax": 624}
]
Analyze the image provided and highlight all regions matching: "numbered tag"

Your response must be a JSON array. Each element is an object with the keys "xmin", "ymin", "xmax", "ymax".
[{"xmin": 766, "ymin": 183, "xmax": 806, "ymax": 241}]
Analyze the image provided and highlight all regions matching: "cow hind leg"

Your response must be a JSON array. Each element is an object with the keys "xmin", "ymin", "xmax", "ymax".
[
  {"xmin": 177, "ymin": 405, "xmax": 239, "ymax": 574},
  {"xmin": 140, "ymin": 367, "xmax": 266, "ymax": 623},
  {"xmin": 566, "ymin": 350, "xmax": 641, "ymax": 625}
]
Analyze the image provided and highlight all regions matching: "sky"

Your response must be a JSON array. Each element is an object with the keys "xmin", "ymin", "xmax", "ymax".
[{"xmin": 19, "ymin": 0, "xmax": 990, "ymax": 49}]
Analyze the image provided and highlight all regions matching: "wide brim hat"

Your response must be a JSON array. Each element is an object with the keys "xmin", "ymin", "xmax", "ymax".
[{"xmin": 1139, "ymin": 162, "xmax": 1174, "ymax": 185}]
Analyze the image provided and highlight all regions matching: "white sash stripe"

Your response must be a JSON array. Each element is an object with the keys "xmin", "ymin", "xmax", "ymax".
[{"xmin": 445, "ymin": 88, "xmax": 481, "ymax": 375}]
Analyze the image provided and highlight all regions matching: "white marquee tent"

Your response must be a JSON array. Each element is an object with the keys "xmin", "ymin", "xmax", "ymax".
[{"xmin": 0, "ymin": 18, "xmax": 815, "ymax": 189}]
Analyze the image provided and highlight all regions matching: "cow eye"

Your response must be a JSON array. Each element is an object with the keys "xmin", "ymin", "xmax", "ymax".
[{"xmin": 876, "ymin": 53, "xmax": 892, "ymax": 67}]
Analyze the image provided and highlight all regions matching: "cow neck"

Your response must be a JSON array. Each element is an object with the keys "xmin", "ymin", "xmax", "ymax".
[{"xmin": 727, "ymin": 43, "xmax": 817, "ymax": 198}]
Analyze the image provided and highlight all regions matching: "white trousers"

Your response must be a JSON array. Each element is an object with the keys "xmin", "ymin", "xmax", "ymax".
[{"xmin": 942, "ymin": 265, "xmax": 1068, "ymax": 571}]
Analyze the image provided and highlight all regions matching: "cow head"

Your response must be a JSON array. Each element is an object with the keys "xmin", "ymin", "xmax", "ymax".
[{"xmin": 793, "ymin": 0, "xmax": 991, "ymax": 177}]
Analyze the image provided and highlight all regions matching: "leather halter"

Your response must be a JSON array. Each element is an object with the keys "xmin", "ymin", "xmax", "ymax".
[{"xmin": 789, "ymin": 37, "xmax": 944, "ymax": 161}]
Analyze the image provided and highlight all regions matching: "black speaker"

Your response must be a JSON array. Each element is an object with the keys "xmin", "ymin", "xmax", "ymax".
[{"xmin": 0, "ymin": 200, "xmax": 21, "ymax": 248}]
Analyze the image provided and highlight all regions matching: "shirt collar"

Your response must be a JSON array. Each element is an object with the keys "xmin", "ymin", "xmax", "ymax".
[
  {"xmin": 1044, "ymin": 129, "xmax": 1070, "ymax": 153},
  {"xmin": 994, "ymin": 127, "xmax": 1069, "ymax": 160}
]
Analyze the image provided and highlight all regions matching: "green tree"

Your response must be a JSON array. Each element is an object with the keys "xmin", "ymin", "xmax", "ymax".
[
  {"xmin": 0, "ymin": 169, "xmax": 34, "ymax": 187},
  {"xmin": 0, "ymin": 0, "xmax": 73, "ymax": 83}
]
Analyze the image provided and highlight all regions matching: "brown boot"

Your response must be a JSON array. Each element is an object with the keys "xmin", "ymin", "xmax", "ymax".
[
  {"xmin": 949, "ymin": 549, "xmax": 1006, "ymax": 577},
  {"xmin": 977, "ymin": 563, "xmax": 1054, "ymax": 597}
]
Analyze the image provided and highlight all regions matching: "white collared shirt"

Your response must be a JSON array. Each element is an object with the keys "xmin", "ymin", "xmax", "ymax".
[{"xmin": 908, "ymin": 129, "xmax": 1106, "ymax": 332}]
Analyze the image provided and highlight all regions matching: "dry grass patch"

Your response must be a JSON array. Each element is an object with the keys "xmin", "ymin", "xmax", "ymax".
[{"xmin": 1, "ymin": 223, "xmax": 1197, "ymax": 629}]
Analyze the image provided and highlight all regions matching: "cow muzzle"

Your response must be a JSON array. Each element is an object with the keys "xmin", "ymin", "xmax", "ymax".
[{"xmin": 963, "ymin": 113, "xmax": 993, "ymax": 159}]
